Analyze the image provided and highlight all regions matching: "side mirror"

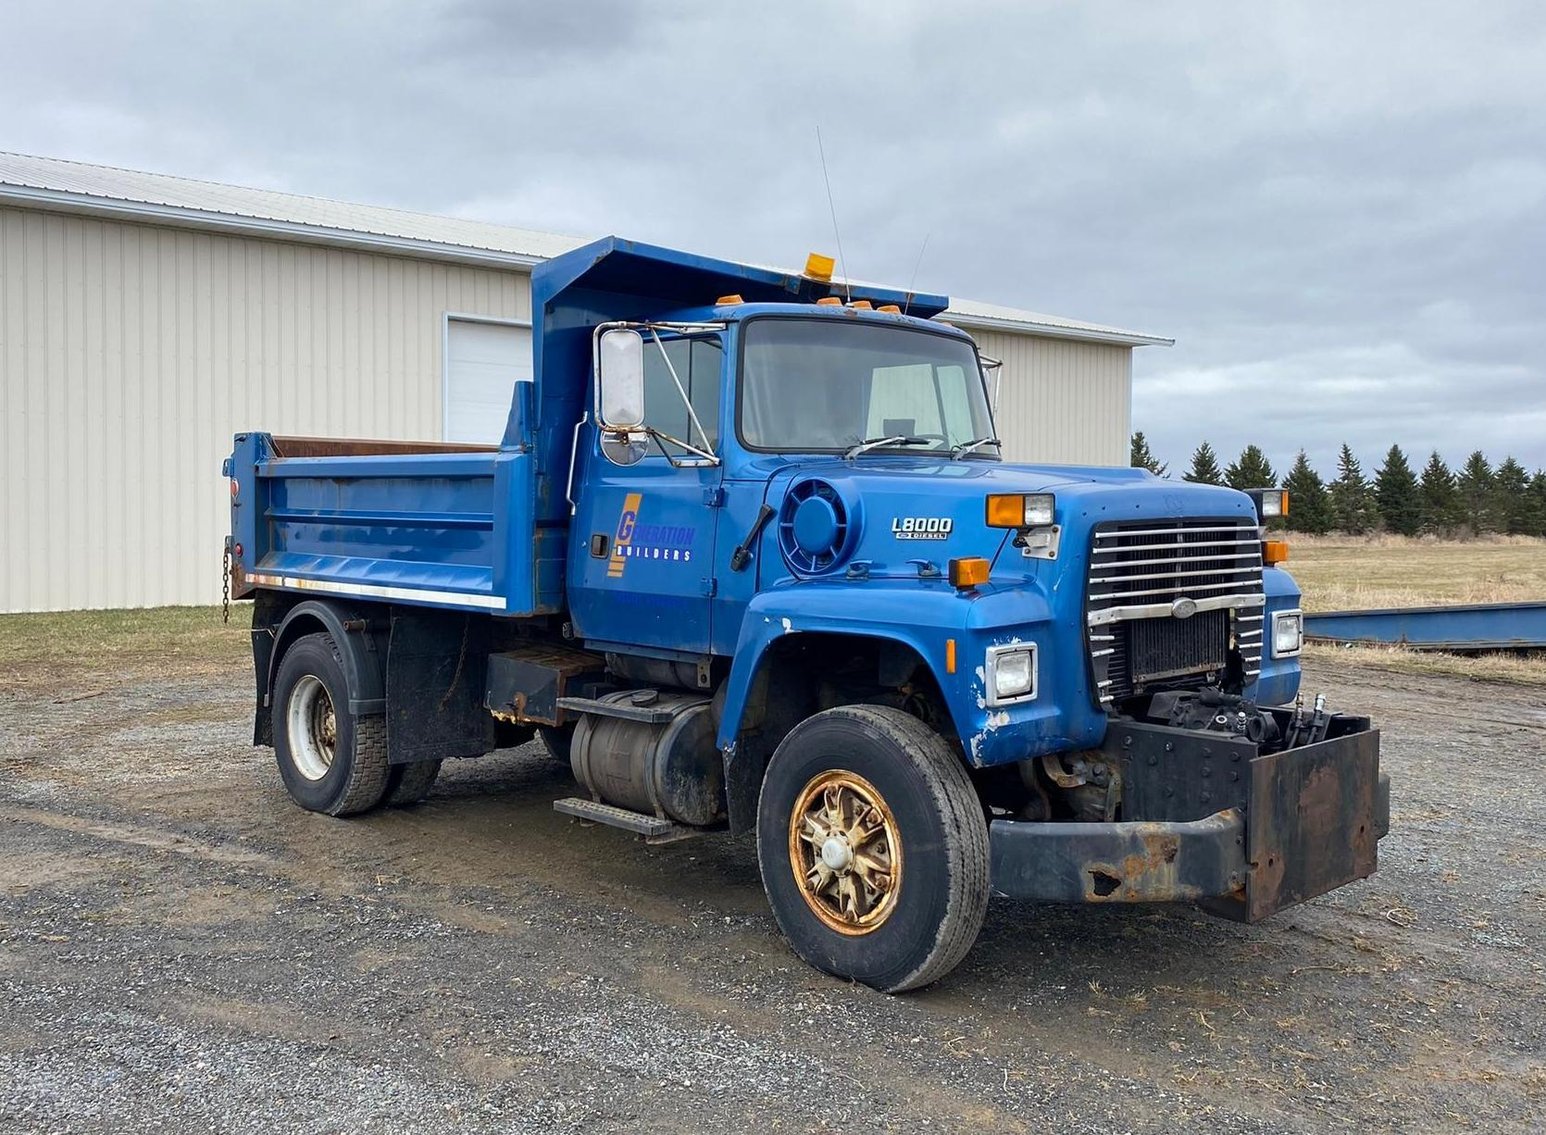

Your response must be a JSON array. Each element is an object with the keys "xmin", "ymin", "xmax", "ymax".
[{"xmin": 597, "ymin": 328, "xmax": 646, "ymax": 430}]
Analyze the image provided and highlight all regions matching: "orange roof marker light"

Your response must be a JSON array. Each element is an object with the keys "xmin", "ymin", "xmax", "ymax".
[
  {"xmin": 804, "ymin": 252, "xmax": 836, "ymax": 282},
  {"xmin": 877, "ymin": 304, "xmax": 901, "ymax": 314},
  {"xmin": 816, "ymin": 296, "xmax": 843, "ymax": 306},
  {"xmin": 848, "ymin": 300, "xmax": 873, "ymax": 310},
  {"xmin": 716, "ymin": 293, "xmax": 744, "ymax": 306}
]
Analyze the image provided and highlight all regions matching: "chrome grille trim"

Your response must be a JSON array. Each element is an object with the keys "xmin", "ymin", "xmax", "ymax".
[{"xmin": 1085, "ymin": 517, "xmax": 1265, "ymax": 705}]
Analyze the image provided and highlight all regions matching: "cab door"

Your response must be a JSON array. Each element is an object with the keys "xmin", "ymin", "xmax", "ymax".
[{"xmin": 567, "ymin": 334, "xmax": 724, "ymax": 656}]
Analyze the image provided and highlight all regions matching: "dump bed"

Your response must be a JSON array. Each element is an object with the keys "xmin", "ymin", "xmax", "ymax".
[{"xmin": 224, "ymin": 432, "xmax": 559, "ymax": 616}]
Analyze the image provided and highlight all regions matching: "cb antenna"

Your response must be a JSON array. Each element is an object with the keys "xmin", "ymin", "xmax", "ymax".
[
  {"xmin": 903, "ymin": 231, "xmax": 931, "ymax": 317},
  {"xmin": 815, "ymin": 126, "xmax": 851, "ymax": 302}
]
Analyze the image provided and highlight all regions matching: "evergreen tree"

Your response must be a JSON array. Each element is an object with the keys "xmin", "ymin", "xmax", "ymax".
[
  {"xmin": 1129, "ymin": 432, "xmax": 1167, "ymax": 476},
  {"xmin": 1224, "ymin": 445, "xmax": 1277, "ymax": 490},
  {"xmin": 1328, "ymin": 443, "xmax": 1375, "ymax": 534},
  {"xmin": 1530, "ymin": 471, "xmax": 1546, "ymax": 538},
  {"xmin": 1184, "ymin": 441, "xmax": 1224, "ymax": 486},
  {"xmin": 1373, "ymin": 445, "xmax": 1421, "ymax": 536},
  {"xmin": 1282, "ymin": 450, "xmax": 1331, "ymax": 534},
  {"xmin": 1418, "ymin": 451, "xmax": 1459, "ymax": 534},
  {"xmin": 1494, "ymin": 457, "xmax": 1537, "ymax": 535},
  {"xmin": 1456, "ymin": 450, "xmax": 1497, "ymax": 534}
]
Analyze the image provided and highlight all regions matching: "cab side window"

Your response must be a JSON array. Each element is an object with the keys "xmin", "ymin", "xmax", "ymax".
[{"xmin": 643, "ymin": 337, "xmax": 723, "ymax": 454}]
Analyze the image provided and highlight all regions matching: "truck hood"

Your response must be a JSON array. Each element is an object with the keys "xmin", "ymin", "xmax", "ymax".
[{"xmin": 760, "ymin": 457, "xmax": 1258, "ymax": 583}]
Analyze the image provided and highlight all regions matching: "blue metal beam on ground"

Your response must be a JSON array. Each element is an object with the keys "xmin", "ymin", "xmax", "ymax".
[{"xmin": 1304, "ymin": 601, "xmax": 1546, "ymax": 652}]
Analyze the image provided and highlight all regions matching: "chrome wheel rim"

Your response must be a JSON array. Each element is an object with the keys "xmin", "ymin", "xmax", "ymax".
[
  {"xmin": 286, "ymin": 674, "xmax": 337, "ymax": 781},
  {"xmin": 788, "ymin": 769, "xmax": 902, "ymax": 935}
]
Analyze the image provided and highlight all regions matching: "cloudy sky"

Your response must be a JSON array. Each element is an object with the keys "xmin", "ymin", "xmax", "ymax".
[{"xmin": 4, "ymin": 1, "xmax": 1543, "ymax": 475}]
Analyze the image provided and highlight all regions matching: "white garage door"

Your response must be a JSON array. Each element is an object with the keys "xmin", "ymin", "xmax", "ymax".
[{"xmin": 444, "ymin": 317, "xmax": 533, "ymax": 444}]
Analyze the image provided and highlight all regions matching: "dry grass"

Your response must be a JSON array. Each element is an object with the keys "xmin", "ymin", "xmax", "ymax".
[
  {"xmin": 0, "ymin": 605, "xmax": 250, "ymax": 689},
  {"xmin": 1287, "ymin": 534, "xmax": 1546, "ymax": 614},
  {"xmin": 1288, "ymin": 535, "xmax": 1546, "ymax": 687},
  {"xmin": 1302, "ymin": 642, "xmax": 1546, "ymax": 687}
]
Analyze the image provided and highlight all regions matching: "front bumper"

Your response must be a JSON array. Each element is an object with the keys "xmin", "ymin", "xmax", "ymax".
[{"xmin": 989, "ymin": 719, "xmax": 1390, "ymax": 922}]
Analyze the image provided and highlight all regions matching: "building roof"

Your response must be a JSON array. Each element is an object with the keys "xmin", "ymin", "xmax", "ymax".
[{"xmin": 0, "ymin": 151, "xmax": 1171, "ymax": 347}]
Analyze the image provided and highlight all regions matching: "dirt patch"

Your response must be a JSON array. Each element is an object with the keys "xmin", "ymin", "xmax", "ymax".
[{"xmin": 1, "ymin": 642, "xmax": 1543, "ymax": 1132}]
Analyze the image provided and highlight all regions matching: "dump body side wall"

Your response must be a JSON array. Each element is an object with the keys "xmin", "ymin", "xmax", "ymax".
[{"xmin": 228, "ymin": 431, "xmax": 550, "ymax": 615}]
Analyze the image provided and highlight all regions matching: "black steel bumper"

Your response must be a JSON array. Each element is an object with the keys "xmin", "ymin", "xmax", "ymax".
[{"xmin": 989, "ymin": 720, "xmax": 1390, "ymax": 923}]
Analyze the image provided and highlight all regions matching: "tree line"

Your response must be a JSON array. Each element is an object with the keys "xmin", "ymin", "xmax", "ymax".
[{"xmin": 1129, "ymin": 433, "xmax": 1546, "ymax": 537}]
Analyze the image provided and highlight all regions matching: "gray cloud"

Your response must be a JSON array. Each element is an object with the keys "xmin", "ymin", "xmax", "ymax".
[{"xmin": 3, "ymin": 0, "xmax": 1542, "ymax": 475}]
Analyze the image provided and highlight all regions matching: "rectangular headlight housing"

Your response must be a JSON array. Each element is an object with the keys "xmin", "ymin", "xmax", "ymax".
[
  {"xmin": 1247, "ymin": 488, "xmax": 1290, "ymax": 522},
  {"xmin": 985, "ymin": 493, "xmax": 1056, "ymax": 529},
  {"xmin": 985, "ymin": 643, "xmax": 1037, "ymax": 705},
  {"xmin": 1271, "ymin": 609, "xmax": 1304, "ymax": 658}
]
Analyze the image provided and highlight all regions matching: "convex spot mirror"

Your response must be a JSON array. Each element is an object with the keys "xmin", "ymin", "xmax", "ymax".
[{"xmin": 597, "ymin": 328, "xmax": 646, "ymax": 430}]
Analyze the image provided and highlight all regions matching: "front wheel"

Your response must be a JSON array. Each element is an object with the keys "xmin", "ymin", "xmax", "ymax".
[
  {"xmin": 755, "ymin": 705, "xmax": 989, "ymax": 993},
  {"xmin": 273, "ymin": 633, "xmax": 391, "ymax": 816}
]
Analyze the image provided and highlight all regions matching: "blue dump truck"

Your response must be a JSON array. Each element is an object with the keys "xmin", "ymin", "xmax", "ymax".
[{"xmin": 224, "ymin": 237, "xmax": 1390, "ymax": 992}]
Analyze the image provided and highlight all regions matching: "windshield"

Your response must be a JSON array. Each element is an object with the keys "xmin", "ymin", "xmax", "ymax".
[{"xmin": 739, "ymin": 319, "xmax": 998, "ymax": 455}]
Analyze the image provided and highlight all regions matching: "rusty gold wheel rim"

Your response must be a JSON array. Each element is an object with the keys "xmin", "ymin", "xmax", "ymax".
[{"xmin": 788, "ymin": 769, "xmax": 902, "ymax": 936}]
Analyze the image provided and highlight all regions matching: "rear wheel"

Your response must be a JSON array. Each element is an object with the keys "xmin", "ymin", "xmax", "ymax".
[
  {"xmin": 384, "ymin": 760, "xmax": 441, "ymax": 807},
  {"xmin": 755, "ymin": 705, "xmax": 989, "ymax": 993},
  {"xmin": 273, "ymin": 633, "xmax": 390, "ymax": 816},
  {"xmin": 537, "ymin": 724, "xmax": 574, "ymax": 765}
]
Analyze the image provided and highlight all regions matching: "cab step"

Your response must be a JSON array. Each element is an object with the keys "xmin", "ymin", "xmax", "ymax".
[{"xmin": 553, "ymin": 797, "xmax": 700, "ymax": 844}]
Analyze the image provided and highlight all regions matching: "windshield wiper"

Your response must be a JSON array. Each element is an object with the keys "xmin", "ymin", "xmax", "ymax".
[
  {"xmin": 843, "ymin": 435, "xmax": 930, "ymax": 459},
  {"xmin": 951, "ymin": 436, "xmax": 1001, "ymax": 459}
]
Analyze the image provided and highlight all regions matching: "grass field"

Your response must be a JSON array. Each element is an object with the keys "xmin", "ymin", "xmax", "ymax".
[
  {"xmin": 0, "ymin": 605, "xmax": 250, "ymax": 689},
  {"xmin": 1289, "ymin": 534, "xmax": 1546, "ymax": 686},
  {"xmin": 1287, "ymin": 533, "xmax": 1546, "ymax": 613}
]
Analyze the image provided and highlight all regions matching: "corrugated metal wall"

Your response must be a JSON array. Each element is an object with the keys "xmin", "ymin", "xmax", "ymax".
[
  {"xmin": 0, "ymin": 205, "xmax": 529, "ymax": 612},
  {"xmin": 966, "ymin": 328, "xmax": 1132, "ymax": 467}
]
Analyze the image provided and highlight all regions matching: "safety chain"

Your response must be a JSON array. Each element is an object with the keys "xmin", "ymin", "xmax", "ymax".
[{"xmin": 221, "ymin": 545, "xmax": 231, "ymax": 624}]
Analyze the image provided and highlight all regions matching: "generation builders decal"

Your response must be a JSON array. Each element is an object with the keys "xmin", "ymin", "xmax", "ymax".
[{"xmin": 607, "ymin": 493, "xmax": 696, "ymax": 579}]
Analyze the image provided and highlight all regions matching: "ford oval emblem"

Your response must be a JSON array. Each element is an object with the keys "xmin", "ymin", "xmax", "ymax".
[{"xmin": 1171, "ymin": 597, "xmax": 1198, "ymax": 619}]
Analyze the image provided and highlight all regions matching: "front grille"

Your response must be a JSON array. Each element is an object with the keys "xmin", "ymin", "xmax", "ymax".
[{"xmin": 1086, "ymin": 518, "xmax": 1264, "ymax": 706}]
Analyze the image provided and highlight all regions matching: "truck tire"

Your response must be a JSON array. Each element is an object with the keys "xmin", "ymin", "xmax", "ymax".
[
  {"xmin": 384, "ymin": 760, "xmax": 441, "ymax": 807},
  {"xmin": 537, "ymin": 724, "xmax": 574, "ymax": 765},
  {"xmin": 755, "ymin": 705, "xmax": 989, "ymax": 993},
  {"xmin": 273, "ymin": 632, "xmax": 391, "ymax": 816}
]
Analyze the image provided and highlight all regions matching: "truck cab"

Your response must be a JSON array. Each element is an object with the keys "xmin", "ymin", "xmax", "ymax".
[{"xmin": 225, "ymin": 236, "xmax": 1389, "ymax": 993}]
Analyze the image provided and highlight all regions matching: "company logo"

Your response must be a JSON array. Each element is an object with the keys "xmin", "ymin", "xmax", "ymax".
[
  {"xmin": 608, "ymin": 492, "xmax": 643, "ymax": 578},
  {"xmin": 607, "ymin": 493, "xmax": 697, "ymax": 580},
  {"xmin": 891, "ymin": 516, "xmax": 953, "ymax": 540},
  {"xmin": 1171, "ymin": 597, "xmax": 1199, "ymax": 619}
]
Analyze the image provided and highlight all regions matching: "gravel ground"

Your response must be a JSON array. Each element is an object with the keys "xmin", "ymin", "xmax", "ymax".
[{"xmin": 1, "ymin": 653, "xmax": 1543, "ymax": 1133}]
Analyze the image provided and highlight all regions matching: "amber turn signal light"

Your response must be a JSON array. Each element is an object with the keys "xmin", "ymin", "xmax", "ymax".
[
  {"xmin": 948, "ymin": 557, "xmax": 990, "ymax": 589},
  {"xmin": 985, "ymin": 494, "xmax": 1026, "ymax": 527},
  {"xmin": 1263, "ymin": 539, "xmax": 1290, "ymax": 565}
]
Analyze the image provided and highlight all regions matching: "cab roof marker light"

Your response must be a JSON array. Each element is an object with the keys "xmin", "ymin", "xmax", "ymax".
[
  {"xmin": 848, "ymin": 300, "xmax": 873, "ymax": 310},
  {"xmin": 815, "ymin": 296, "xmax": 842, "ymax": 306},
  {"xmin": 715, "ymin": 293, "xmax": 744, "ymax": 306},
  {"xmin": 877, "ymin": 304, "xmax": 901, "ymax": 314}
]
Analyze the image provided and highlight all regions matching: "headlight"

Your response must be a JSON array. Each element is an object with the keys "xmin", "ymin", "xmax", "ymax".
[
  {"xmin": 1247, "ymin": 488, "xmax": 1290, "ymax": 523},
  {"xmin": 986, "ymin": 644, "xmax": 1037, "ymax": 705},
  {"xmin": 985, "ymin": 493, "xmax": 1056, "ymax": 529},
  {"xmin": 1271, "ymin": 609, "xmax": 1303, "ymax": 658}
]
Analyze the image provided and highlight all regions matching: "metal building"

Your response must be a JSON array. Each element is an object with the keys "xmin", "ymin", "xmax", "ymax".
[{"xmin": 0, "ymin": 152, "xmax": 1169, "ymax": 613}]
